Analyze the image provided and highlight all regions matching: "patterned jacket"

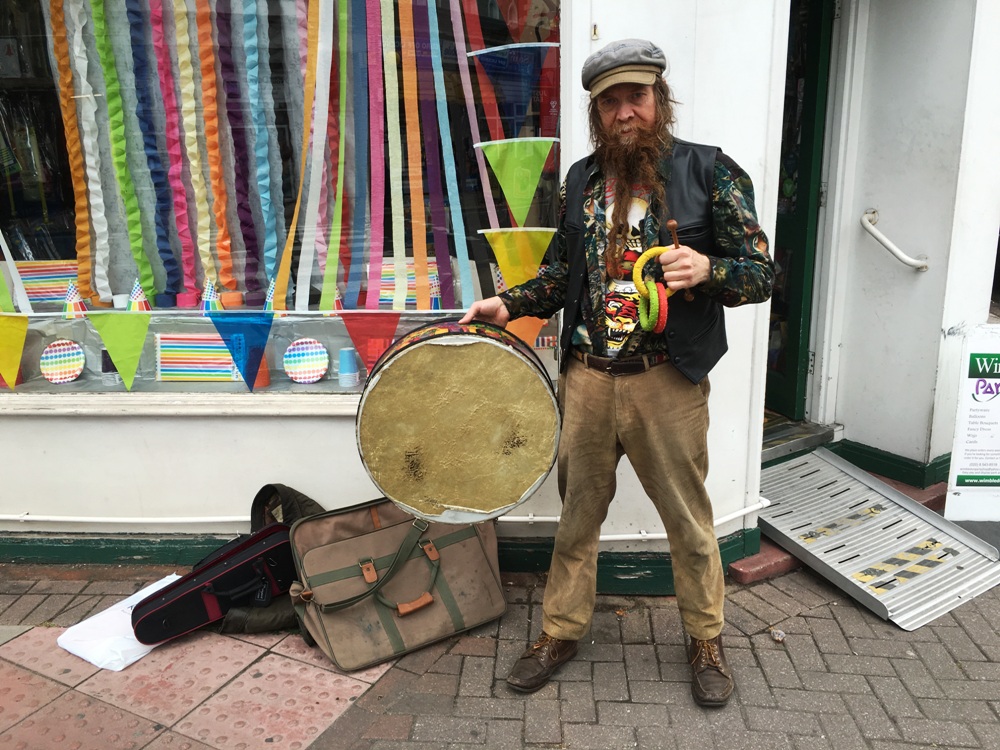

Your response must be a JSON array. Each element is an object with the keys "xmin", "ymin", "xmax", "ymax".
[{"xmin": 500, "ymin": 141, "xmax": 774, "ymax": 366}]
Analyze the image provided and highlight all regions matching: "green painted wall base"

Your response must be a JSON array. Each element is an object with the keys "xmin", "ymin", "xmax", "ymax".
[
  {"xmin": 827, "ymin": 440, "xmax": 950, "ymax": 489},
  {"xmin": 499, "ymin": 527, "xmax": 761, "ymax": 596},
  {"xmin": 0, "ymin": 528, "xmax": 762, "ymax": 596}
]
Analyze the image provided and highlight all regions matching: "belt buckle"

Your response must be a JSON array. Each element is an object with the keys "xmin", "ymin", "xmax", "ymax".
[{"xmin": 607, "ymin": 358, "xmax": 639, "ymax": 377}]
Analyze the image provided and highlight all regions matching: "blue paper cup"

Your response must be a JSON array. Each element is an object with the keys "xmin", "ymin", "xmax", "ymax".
[{"xmin": 338, "ymin": 347, "xmax": 360, "ymax": 387}]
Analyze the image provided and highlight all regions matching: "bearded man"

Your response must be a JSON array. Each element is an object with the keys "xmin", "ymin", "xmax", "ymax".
[{"xmin": 460, "ymin": 38, "xmax": 774, "ymax": 707}]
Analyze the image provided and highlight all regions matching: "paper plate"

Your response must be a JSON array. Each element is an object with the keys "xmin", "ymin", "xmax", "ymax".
[
  {"xmin": 40, "ymin": 339, "xmax": 86, "ymax": 384},
  {"xmin": 283, "ymin": 338, "xmax": 330, "ymax": 384}
]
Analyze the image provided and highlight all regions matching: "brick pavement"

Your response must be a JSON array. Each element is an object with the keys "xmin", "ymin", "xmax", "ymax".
[{"xmin": 2, "ymin": 564, "xmax": 999, "ymax": 749}]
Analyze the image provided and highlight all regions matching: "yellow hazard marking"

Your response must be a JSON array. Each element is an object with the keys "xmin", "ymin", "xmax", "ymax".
[
  {"xmin": 856, "ymin": 543, "xmax": 960, "ymax": 596},
  {"xmin": 799, "ymin": 504, "xmax": 887, "ymax": 544},
  {"xmin": 851, "ymin": 539, "xmax": 943, "ymax": 583}
]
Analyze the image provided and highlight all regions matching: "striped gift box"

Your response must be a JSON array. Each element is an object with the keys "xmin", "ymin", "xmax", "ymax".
[
  {"xmin": 14, "ymin": 261, "xmax": 78, "ymax": 305},
  {"xmin": 156, "ymin": 333, "xmax": 242, "ymax": 382}
]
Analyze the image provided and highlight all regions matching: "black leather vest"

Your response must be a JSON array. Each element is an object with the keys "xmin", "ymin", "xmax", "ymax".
[{"xmin": 560, "ymin": 138, "xmax": 727, "ymax": 384}]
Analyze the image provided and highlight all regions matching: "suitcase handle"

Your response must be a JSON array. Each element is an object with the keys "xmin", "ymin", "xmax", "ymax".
[
  {"xmin": 375, "ymin": 544, "xmax": 441, "ymax": 616},
  {"xmin": 204, "ymin": 559, "xmax": 270, "ymax": 604},
  {"xmin": 312, "ymin": 519, "xmax": 431, "ymax": 613}
]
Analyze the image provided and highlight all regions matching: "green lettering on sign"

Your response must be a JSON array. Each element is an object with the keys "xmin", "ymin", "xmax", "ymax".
[{"xmin": 969, "ymin": 354, "xmax": 1000, "ymax": 378}]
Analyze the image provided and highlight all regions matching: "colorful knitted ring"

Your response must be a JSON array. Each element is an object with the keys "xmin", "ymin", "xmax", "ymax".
[
  {"xmin": 653, "ymin": 281, "xmax": 669, "ymax": 333},
  {"xmin": 632, "ymin": 247, "xmax": 664, "ymax": 299},
  {"xmin": 638, "ymin": 280, "xmax": 659, "ymax": 331}
]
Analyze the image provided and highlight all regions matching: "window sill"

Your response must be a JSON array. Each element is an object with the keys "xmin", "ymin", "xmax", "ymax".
[{"xmin": 0, "ymin": 392, "xmax": 361, "ymax": 417}]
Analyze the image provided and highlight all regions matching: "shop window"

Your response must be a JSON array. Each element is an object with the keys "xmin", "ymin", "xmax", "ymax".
[{"xmin": 0, "ymin": 0, "xmax": 560, "ymax": 393}]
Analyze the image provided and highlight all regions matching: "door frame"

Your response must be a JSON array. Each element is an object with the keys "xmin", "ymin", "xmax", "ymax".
[{"xmin": 765, "ymin": 0, "xmax": 836, "ymax": 421}]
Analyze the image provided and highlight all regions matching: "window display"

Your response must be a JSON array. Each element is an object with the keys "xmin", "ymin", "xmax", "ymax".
[{"xmin": 0, "ymin": 0, "xmax": 560, "ymax": 393}]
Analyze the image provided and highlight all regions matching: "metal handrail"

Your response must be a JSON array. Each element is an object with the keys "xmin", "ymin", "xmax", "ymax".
[{"xmin": 860, "ymin": 209, "xmax": 928, "ymax": 271}]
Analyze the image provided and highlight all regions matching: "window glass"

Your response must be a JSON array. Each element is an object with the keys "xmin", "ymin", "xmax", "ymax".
[{"xmin": 0, "ymin": 0, "xmax": 560, "ymax": 393}]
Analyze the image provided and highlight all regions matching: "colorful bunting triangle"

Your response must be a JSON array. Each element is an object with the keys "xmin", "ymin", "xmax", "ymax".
[
  {"xmin": 481, "ymin": 228, "xmax": 555, "ymax": 287},
  {"xmin": 342, "ymin": 312, "xmax": 402, "ymax": 373},
  {"xmin": 87, "ymin": 312, "xmax": 151, "ymax": 390},
  {"xmin": 0, "ymin": 314, "xmax": 28, "ymax": 389},
  {"xmin": 471, "ymin": 44, "xmax": 555, "ymax": 137},
  {"xmin": 208, "ymin": 312, "xmax": 274, "ymax": 391},
  {"xmin": 478, "ymin": 139, "xmax": 556, "ymax": 227}
]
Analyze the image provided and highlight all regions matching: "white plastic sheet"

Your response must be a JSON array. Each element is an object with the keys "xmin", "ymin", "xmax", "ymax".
[{"xmin": 57, "ymin": 573, "xmax": 181, "ymax": 671}]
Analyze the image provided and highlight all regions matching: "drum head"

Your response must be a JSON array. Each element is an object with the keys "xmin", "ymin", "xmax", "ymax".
[{"xmin": 357, "ymin": 324, "xmax": 559, "ymax": 523}]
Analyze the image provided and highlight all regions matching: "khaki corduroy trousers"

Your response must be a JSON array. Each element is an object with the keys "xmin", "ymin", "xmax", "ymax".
[{"xmin": 540, "ymin": 357, "xmax": 725, "ymax": 641}]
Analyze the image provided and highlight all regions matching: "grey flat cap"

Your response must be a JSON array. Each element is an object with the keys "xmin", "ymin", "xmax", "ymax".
[{"xmin": 581, "ymin": 38, "xmax": 667, "ymax": 98}]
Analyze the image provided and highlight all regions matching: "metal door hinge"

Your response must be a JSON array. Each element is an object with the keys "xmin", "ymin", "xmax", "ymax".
[{"xmin": 808, "ymin": 351, "xmax": 816, "ymax": 375}]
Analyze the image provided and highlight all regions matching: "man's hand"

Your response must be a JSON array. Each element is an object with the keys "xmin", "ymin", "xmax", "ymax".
[
  {"xmin": 458, "ymin": 296, "xmax": 511, "ymax": 327},
  {"xmin": 658, "ymin": 245, "xmax": 711, "ymax": 291}
]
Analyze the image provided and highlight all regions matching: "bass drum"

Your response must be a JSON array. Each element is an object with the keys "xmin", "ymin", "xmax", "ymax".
[{"xmin": 356, "ymin": 319, "xmax": 559, "ymax": 524}]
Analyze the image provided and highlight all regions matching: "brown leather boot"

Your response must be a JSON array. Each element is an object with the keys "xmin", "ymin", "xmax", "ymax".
[
  {"xmin": 688, "ymin": 635, "xmax": 734, "ymax": 707},
  {"xmin": 506, "ymin": 631, "xmax": 578, "ymax": 693}
]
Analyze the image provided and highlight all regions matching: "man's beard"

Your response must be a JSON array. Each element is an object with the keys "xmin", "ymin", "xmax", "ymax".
[{"xmin": 594, "ymin": 121, "xmax": 665, "ymax": 277}]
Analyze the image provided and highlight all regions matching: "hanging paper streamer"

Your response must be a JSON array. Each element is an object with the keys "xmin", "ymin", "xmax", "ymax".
[
  {"xmin": 89, "ymin": 0, "xmax": 157, "ymax": 303},
  {"xmin": 39, "ymin": 339, "xmax": 86, "ymax": 384},
  {"xmin": 207, "ymin": 312, "xmax": 274, "ymax": 391},
  {"xmin": 64, "ymin": 282, "xmax": 88, "ymax": 319},
  {"xmin": 194, "ymin": 0, "xmax": 238, "ymax": 300},
  {"xmin": 469, "ymin": 44, "xmax": 556, "ymax": 139},
  {"xmin": 342, "ymin": 312, "xmax": 402, "ymax": 373},
  {"xmin": 448, "ymin": 0, "xmax": 498, "ymax": 234},
  {"xmin": 380, "ymin": 0, "xmax": 408, "ymax": 310},
  {"xmin": 87, "ymin": 313, "xmax": 151, "ymax": 390},
  {"xmin": 49, "ymin": 0, "xmax": 93, "ymax": 302},
  {"xmin": 216, "ymin": 0, "xmax": 263, "ymax": 303},
  {"xmin": 274, "ymin": 0, "xmax": 321, "ymax": 309},
  {"xmin": 172, "ymin": 0, "xmax": 218, "ymax": 292},
  {"xmin": 0, "ymin": 314, "xmax": 28, "ymax": 389},
  {"xmin": 67, "ymin": 0, "xmax": 112, "ymax": 303},
  {"xmin": 396, "ymin": 0, "xmax": 431, "ymax": 309},
  {"xmin": 149, "ymin": 0, "xmax": 198, "ymax": 306},
  {"xmin": 126, "ymin": 279, "xmax": 152, "ymax": 312},
  {"xmin": 342, "ymin": 0, "xmax": 371, "ymax": 310},
  {"xmin": 201, "ymin": 279, "xmax": 224, "ymax": 314},
  {"xmin": 326, "ymin": 30, "xmax": 352, "ymax": 313},
  {"xmin": 477, "ymin": 138, "xmax": 557, "ymax": 227},
  {"xmin": 365, "ymin": 0, "xmax": 386, "ymax": 309},
  {"xmin": 297, "ymin": 0, "xmax": 337, "ymax": 311},
  {"xmin": 125, "ymin": 0, "xmax": 181, "ymax": 306},
  {"xmin": 412, "ymin": 0, "xmax": 452, "ymax": 310},
  {"xmin": 243, "ymin": 0, "xmax": 280, "ymax": 283},
  {"xmin": 480, "ymin": 228, "xmax": 555, "ymax": 287}
]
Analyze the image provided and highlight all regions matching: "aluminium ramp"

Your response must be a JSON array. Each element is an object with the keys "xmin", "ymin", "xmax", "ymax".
[{"xmin": 759, "ymin": 448, "xmax": 1000, "ymax": 630}]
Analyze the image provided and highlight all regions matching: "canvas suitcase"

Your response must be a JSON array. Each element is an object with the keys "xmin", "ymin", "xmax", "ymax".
[
  {"xmin": 131, "ymin": 522, "xmax": 297, "ymax": 645},
  {"xmin": 288, "ymin": 497, "xmax": 506, "ymax": 671}
]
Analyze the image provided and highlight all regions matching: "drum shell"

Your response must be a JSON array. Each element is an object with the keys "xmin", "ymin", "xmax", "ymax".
[{"xmin": 356, "ymin": 320, "xmax": 560, "ymax": 523}]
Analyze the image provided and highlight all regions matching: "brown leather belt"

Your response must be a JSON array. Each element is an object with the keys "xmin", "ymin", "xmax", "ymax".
[{"xmin": 571, "ymin": 349, "xmax": 670, "ymax": 376}]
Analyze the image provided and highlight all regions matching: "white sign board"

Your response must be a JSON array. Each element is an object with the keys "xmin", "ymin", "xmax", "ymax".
[{"xmin": 947, "ymin": 325, "xmax": 1000, "ymax": 521}]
